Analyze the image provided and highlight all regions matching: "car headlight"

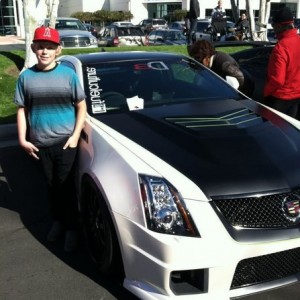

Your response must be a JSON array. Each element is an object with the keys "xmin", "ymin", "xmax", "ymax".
[{"xmin": 139, "ymin": 175, "xmax": 200, "ymax": 237}]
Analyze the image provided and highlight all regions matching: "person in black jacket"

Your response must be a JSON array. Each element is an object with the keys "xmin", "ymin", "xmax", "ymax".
[
  {"xmin": 234, "ymin": 13, "xmax": 250, "ymax": 40},
  {"xmin": 211, "ymin": 0, "xmax": 227, "ymax": 40},
  {"xmin": 188, "ymin": 40, "xmax": 254, "ymax": 97},
  {"xmin": 186, "ymin": 0, "xmax": 200, "ymax": 45}
]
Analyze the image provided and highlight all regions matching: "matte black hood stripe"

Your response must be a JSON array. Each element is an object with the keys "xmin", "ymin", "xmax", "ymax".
[{"xmin": 95, "ymin": 99, "xmax": 300, "ymax": 198}]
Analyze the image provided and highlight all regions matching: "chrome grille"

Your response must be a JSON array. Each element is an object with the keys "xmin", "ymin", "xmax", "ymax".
[
  {"xmin": 61, "ymin": 36, "xmax": 91, "ymax": 47},
  {"xmin": 231, "ymin": 247, "xmax": 300, "ymax": 289},
  {"xmin": 213, "ymin": 188, "xmax": 300, "ymax": 228}
]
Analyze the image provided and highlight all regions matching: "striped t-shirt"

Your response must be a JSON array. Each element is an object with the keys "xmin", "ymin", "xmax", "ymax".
[{"xmin": 14, "ymin": 63, "xmax": 86, "ymax": 147}]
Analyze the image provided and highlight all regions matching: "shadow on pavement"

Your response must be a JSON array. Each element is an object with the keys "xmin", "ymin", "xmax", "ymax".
[{"xmin": 0, "ymin": 145, "xmax": 137, "ymax": 299}]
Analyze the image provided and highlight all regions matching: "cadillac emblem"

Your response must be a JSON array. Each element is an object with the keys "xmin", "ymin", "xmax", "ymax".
[{"xmin": 281, "ymin": 194, "xmax": 300, "ymax": 223}]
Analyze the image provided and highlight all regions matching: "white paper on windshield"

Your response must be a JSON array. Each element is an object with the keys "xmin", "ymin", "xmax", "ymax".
[{"xmin": 127, "ymin": 96, "xmax": 144, "ymax": 110}]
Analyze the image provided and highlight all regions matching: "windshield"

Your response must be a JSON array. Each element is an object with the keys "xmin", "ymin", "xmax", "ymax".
[
  {"xmin": 51, "ymin": 19, "xmax": 87, "ymax": 31},
  {"xmin": 163, "ymin": 31, "xmax": 185, "ymax": 40},
  {"xmin": 153, "ymin": 20, "xmax": 166, "ymax": 25},
  {"xmin": 197, "ymin": 22, "xmax": 210, "ymax": 32},
  {"xmin": 117, "ymin": 27, "xmax": 144, "ymax": 36},
  {"xmin": 82, "ymin": 57, "xmax": 242, "ymax": 115}
]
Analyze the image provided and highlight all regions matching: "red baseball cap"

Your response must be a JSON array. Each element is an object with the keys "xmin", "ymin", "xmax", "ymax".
[{"xmin": 33, "ymin": 26, "xmax": 60, "ymax": 45}]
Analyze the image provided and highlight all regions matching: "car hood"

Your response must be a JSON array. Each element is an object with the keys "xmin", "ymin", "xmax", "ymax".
[
  {"xmin": 94, "ymin": 99, "xmax": 300, "ymax": 198},
  {"xmin": 58, "ymin": 30, "xmax": 92, "ymax": 38}
]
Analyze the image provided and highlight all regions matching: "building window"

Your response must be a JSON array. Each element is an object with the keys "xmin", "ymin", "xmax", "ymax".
[{"xmin": 0, "ymin": 0, "xmax": 16, "ymax": 35}]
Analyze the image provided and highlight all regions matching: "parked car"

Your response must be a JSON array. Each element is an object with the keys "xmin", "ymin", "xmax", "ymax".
[
  {"xmin": 138, "ymin": 18, "xmax": 168, "ymax": 34},
  {"xmin": 58, "ymin": 50, "xmax": 300, "ymax": 300},
  {"xmin": 231, "ymin": 44, "xmax": 274, "ymax": 101},
  {"xmin": 83, "ymin": 23, "xmax": 98, "ymax": 37},
  {"xmin": 97, "ymin": 25, "xmax": 148, "ymax": 47},
  {"xmin": 168, "ymin": 21, "xmax": 187, "ymax": 34},
  {"xmin": 148, "ymin": 29, "xmax": 186, "ymax": 45},
  {"xmin": 194, "ymin": 19, "xmax": 213, "ymax": 41},
  {"xmin": 42, "ymin": 17, "xmax": 97, "ymax": 48}
]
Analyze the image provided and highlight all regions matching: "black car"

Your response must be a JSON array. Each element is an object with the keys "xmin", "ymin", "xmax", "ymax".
[
  {"xmin": 169, "ymin": 21, "xmax": 187, "ymax": 33},
  {"xmin": 98, "ymin": 25, "xmax": 148, "ymax": 47},
  {"xmin": 231, "ymin": 45, "xmax": 274, "ymax": 101},
  {"xmin": 83, "ymin": 23, "xmax": 98, "ymax": 37},
  {"xmin": 148, "ymin": 29, "xmax": 186, "ymax": 45},
  {"xmin": 194, "ymin": 19, "xmax": 213, "ymax": 41}
]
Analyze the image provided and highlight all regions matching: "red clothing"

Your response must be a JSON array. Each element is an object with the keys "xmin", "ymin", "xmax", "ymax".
[{"xmin": 264, "ymin": 29, "xmax": 300, "ymax": 100}]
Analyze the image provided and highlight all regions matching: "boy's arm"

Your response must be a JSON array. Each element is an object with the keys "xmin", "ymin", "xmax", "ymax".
[
  {"xmin": 17, "ymin": 107, "xmax": 39, "ymax": 159},
  {"xmin": 63, "ymin": 99, "xmax": 87, "ymax": 149}
]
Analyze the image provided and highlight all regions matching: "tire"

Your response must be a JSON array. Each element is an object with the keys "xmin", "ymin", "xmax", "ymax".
[{"xmin": 81, "ymin": 179, "xmax": 124, "ymax": 278}]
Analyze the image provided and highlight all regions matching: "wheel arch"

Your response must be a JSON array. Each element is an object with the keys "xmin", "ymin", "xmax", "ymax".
[{"xmin": 79, "ymin": 173, "xmax": 125, "ymax": 278}]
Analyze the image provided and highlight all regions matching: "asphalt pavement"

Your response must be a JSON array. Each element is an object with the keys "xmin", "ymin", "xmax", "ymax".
[
  {"xmin": 0, "ymin": 125, "xmax": 139, "ymax": 300},
  {"xmin": 0, "ymin": 35, "xmax": 25, "ymax": 51}
]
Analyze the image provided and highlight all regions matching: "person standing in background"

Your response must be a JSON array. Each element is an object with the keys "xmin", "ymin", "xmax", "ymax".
[
  {"xmin": 211, "ymin": 0, "xmax": 227, "ymax": 40},
  {"xmin": 264, "ymin": 7, "xmax": 300, "ymax": 119},
  {"xmin": 186, "ymin": 0, "xmax": 200, "ymax": 45},
  {"xmin": 211, "ymin": 0, "xmax": 224, "ymax": 22}
]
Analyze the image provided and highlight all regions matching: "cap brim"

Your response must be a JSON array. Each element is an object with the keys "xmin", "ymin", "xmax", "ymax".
[{"xmin": 33, "ymin": 39, "xmax": 60, "ymax": 45}]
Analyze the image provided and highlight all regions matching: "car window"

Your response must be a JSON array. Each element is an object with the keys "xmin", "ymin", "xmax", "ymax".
[
  {"xmin": 148, "ymin": 32, "xmax": 156, "ymax": 41},
  {"xmin": 109, "ymin": 28, "xmax": 115, "ymax": 37},
  {"xmin": 153, "ymin": 20, "xmax": 166, "ymax": 25},
  {"xmin": 54, "ymin": 19, "xmax": 86, "ymax": 31},
  {"xmin": 156, "ymin": 31, "xmax": 163, "ymax": 39},
  {"xmin": 164, "ymin": 31, "xmax": 183, "ymax": 41},
  {"xmin": 197, "ymin": 22, "xmax": 210, "ymax": 32},
  {"xmin": 101, "ymin": 28, "xmax": 110, "ymax": 37},
  {"xmin": 117, "ymin": 27, "xmax": 144, "ymax": 36},
  {"xmin": 82, "ymin": 57, "xmax": 241, "ymax": 115}
]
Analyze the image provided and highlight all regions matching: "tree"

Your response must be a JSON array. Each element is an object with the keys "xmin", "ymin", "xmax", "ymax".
[
  {"xmin": 245, "ymin": 0, "xmax": 270, "ymax": 41},
  {"xmin": 71, "ymin": 12, "xmax": 94, "ymax": 24},
  {"xmin": 46, "ymin": 0, "xmax": 59, "ymax": 28},
  {"xmin": 256, "ymin": 0, "xmax": 271, "ymax": 40},
  {"xmin": 72, "ymin": 10, "xmax": 133, "ymax": 27},
  {"xmin": 23, "ymin": 0, "xmax": 59, "ymax": 70},
  {"xmin": 172, "ymin": 9, "xmax": 188, "ymax": 21}
]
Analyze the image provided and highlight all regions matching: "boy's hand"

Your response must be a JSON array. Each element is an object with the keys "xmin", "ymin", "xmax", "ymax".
[
  {"xmin": 20, "ymin": 141, "xmax": 39, "ymax": 160},
  {"xmin": 63, "ymin": 135, "xmax": 79, "ymax": 150}
]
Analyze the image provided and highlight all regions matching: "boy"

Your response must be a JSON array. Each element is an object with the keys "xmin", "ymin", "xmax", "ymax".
[{"xmin": 14, "ymin": 26, "xmax": 87, "ymax": 252}]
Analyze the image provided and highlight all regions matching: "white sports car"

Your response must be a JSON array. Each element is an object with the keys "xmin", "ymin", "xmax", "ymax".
[{"xmin": 58, "ymin": 51, "xmax": 300, "ymax": 300}]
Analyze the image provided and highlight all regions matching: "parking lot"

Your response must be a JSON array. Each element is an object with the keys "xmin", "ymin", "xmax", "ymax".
[{"xmin": 0, "ymin": 125, "xmax": 137, "ymax": 300}]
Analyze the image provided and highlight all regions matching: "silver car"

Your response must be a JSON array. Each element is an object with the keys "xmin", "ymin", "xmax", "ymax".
[{"xmin": 43, "ymin": 17, "xmax": 98, "ymax": 48}]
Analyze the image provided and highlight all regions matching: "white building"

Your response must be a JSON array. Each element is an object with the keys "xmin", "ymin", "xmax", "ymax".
[
  {"xmin": 58, "ymin": 0, "xmax": 300, "ymax": 25},
  {"xmin": 1, "ymin": 0, "xmax": 300, "ymax": 37}
]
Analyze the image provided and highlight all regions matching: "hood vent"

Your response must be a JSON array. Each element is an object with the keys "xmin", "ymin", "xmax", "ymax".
[{"xmin": 165, "ymin": 108, "xmax": 264, "ymax": 130}]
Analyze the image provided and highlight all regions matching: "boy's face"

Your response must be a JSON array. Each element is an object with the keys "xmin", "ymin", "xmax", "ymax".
[{"xmin": 31, "ymin": 41, "xmax": 62, "ymax": 70}]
